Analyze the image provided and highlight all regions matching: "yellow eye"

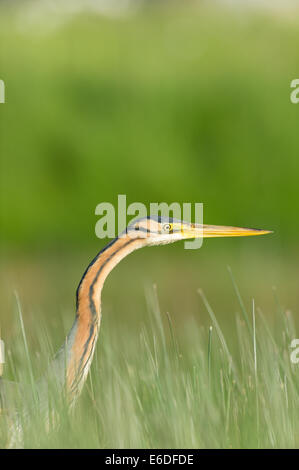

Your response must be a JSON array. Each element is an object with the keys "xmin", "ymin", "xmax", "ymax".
[{"xmin": 163, "ymin": 223, "xmax": 173, "ymax": 232}]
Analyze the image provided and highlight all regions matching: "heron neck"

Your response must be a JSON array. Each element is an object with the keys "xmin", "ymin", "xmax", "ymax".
[{"xmin": 65, "ymin": 234, "xmax": 143, "ymax": 401}]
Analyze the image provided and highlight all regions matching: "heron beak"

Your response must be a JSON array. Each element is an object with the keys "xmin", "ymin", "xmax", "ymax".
[{"xmin": 181, "ymin": 224, "xmax": 272, "ymax": 239}]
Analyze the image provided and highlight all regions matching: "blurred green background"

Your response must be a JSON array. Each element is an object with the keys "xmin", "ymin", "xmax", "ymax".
[{"xmin": 0, "ymin": 2, "xmax": 298, "ymax": 361}]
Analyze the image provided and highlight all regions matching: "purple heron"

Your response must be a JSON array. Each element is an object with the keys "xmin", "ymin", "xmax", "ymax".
[{"xmin": 0, "ymin": 217, "xmax": 271, "ymax": 416}]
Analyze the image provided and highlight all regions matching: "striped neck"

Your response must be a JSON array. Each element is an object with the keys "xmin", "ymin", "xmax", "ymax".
[{"xmin": 65, "ymin": 234, "xmax": 144, "ymax": 402}]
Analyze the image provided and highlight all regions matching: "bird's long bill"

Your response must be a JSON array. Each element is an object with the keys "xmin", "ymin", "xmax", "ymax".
[{"xmin": 183, "ymin": 224, "xmax": 272, "ymax": 238}]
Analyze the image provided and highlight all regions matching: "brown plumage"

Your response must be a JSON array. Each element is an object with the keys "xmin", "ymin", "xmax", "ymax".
[{"xmin": 1, "ymin": 216, "xmax": 271, "ymax": 413}]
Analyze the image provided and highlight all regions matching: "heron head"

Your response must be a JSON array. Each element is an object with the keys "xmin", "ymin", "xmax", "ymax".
[{"xmin": 127, "ymin": 215, "xmax": 272, "ymax": 247}]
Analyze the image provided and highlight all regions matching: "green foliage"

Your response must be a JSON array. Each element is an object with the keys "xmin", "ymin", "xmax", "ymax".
[{"xmin": 0, "ymin": 6, "xmax": 299, "ymax": 248}]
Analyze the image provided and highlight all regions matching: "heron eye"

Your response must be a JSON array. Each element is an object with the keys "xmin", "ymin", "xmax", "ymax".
[{"xmin": 163, "ymin": 223, "xmax": 172, "ymax": 232}]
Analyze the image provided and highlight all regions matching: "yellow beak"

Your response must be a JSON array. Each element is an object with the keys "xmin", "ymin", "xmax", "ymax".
[{"xmin": 182, "ymin": 224, "xmax": 272, "ymax": 238}]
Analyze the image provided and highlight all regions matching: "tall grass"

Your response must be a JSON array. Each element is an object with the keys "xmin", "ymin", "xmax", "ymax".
[{"xmin": 0, "ymin": 277, "xmax": 298, "ymax": 448}]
